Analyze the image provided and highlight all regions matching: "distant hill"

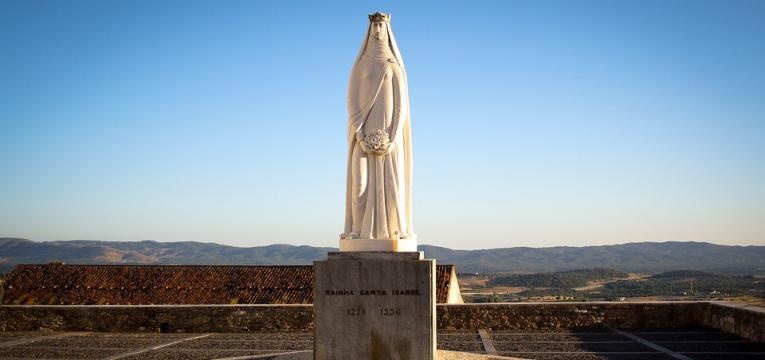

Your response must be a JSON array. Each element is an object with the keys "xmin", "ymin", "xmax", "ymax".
[
  {"xmin": 1, "ymin": 238, "xmax": 764, "ymax": 274},
  {"xmin": 600, "ymin": 270, "xmax": 762, "ymax": 299},
  {"xmin": 464, "ymin": 268, "xmax": 764, "ymax": 302},
  {"xmin": 488, "ymin": 268, "xmax": 629, "ymax": 288},
  {"xmin": 0, "ymin": 238, "xmax": 334, "ymax": 273},
  {"xmin": 419, "ymin": 242, "xmax": 765, "ymax": 274}
]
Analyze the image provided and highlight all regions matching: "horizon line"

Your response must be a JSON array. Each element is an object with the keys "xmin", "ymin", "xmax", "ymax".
[{"xmin": 2, "ymin": 237, "xmax": 762, "ymax": 251}]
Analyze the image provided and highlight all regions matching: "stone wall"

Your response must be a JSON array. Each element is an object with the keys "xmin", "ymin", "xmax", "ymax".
[
  {"xmin": 699, "ymin": 302, "xmax": 765, "ymax": 342},
  {"xmin": 1, "ymin": 302, "xmax": 762, "ymax": 342},
  {"xmin": 0, "ymin": 305, "xmax": 313, "ymax": 333},
  {"xmin": 437, "ymin": 302, "xmax": 705, "ymax": 331}
]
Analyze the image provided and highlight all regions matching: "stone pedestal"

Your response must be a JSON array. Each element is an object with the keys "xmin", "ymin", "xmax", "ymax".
[
  {"xmin": 313, "ymin": 251, "xmax": 436, "ymax": 360},
  {"xmin": 339, "ymin": 238, "xmax": 418, "ymax": 252}
]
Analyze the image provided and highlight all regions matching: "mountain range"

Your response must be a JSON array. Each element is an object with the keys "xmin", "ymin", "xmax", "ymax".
[{"xmin": 1, "ymin": 238, "xmax": 763, "ymax": 274}]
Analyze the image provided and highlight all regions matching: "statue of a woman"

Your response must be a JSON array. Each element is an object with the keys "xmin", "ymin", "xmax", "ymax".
[{"xmin": 340, "ymin": 12, "xmax": 416, "ymax": 252}]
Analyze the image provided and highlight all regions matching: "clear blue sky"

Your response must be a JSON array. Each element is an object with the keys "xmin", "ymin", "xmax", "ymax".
[{"xmin": 1, "ymin": 0, "xmax": 763, "ymax": 249}]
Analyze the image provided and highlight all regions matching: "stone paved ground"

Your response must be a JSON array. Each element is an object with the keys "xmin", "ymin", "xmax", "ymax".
[{"xmin": 0, "ymin": 327, "xmax": 763, "ymax": 360}]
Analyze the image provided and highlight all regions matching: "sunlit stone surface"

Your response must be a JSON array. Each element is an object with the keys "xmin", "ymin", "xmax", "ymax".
[
  {"xmin": 340, "ymin": 11, "xmax": 415, "ymax": 252},
  {"xmin": 314, "ymin": 13, "xmax": 436, "ymax": 360},
  {"xmin": 314, "ymin": 251, "xmax": 435, "ymax": 359}
]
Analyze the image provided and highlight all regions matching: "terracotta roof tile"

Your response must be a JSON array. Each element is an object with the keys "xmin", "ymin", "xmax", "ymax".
[{"xmin": 2, "ymin": 264, "xmax": 456, "ymax": 305}]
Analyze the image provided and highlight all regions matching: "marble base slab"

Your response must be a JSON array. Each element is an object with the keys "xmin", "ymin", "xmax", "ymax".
[{"xmin": 339, "ymin": 237, "xmax": 418, "ymax": 252}]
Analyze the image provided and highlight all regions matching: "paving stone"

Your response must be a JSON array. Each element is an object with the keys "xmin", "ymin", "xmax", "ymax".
[
  {"xmin": 117, "ymin": 349, "xmax": 269, "ymax": 360},
  {"xmin": 681, "ymin": 354, "xmax": 765, "ymax": 360},
  {"xmin": 0, "ymin": 347, "xmax": 122, "ymax": 359},
  {"xmin": 436, "ymin": 340, "xmax": 485, "ymax": 352},
  {"xmin": 655, "ymin": 341, "xmax": 765, "ymax": 352},
  {"xmin": 0, "ymin": 332, "xmax": 49, "ymax": 339},
  {"xmin": 171, "ymin": 339, "xmax": 312, "ymax": 350},
  {"xmin": 21, "ymin": 338, "xmax": 167, "ymax": 348},
  {"xmin": 494, "ymin": 342, "xmax": 653, "ymax": 352},
  {"xmin": 491, "ymin": 333, "xmax": 629, "ymax": 342},
  {"xmin": 205, "ymin": 333, "xmax": 313, "ymax": 341},
  {"xmin": 497, "ymin": 354, "xmax": 676, "ymax": 360},
  {"xmin": 1, "ymin": 327, "xmax": 762, "ymax": 360}
]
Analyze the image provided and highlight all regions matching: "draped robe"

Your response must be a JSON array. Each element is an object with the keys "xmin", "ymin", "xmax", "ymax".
[{"xmin": 342, "ymin": 21, "xmax": 414, "ymax": 242}]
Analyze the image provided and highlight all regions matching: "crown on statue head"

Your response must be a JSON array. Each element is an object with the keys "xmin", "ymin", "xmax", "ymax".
[{"xmin": 368, "ymin": 12, "xmax": 391, "ymax": 23}]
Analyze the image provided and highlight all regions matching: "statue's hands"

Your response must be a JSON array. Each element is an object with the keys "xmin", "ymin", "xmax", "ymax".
[
  {"xmin": 358, "ymin": 138, "xmax": 373, "ymax": 154},
  {"xmin": 357, "ymin": 131, "xmax": 394, "ymax": 156},
  {"xmin": 383, "ymin": 141, "xmax": 395, "ymax": 155},
  {"xmin": 356, "ymin": 132, "xmax": 371, "ymax": 153},
  {"xmin": 369, "ymin": 141, "xmax": 392, "ymax": 156}
]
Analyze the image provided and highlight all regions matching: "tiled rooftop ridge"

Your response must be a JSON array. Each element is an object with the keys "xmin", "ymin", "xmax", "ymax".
[{"xmin": 2, "ymin": 263, "xmax": 456, "ymax": 305}]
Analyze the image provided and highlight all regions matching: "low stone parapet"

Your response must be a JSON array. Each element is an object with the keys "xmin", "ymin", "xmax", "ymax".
[
  {"xmin": 437, "ymin": 301, "xmax": 705, "ymax": 330},
  {"xmin": 0, "ymin": 304, "xmax": 313, "ymax": 333},
  {"xmin": 1, "ymin": 301, "xmax": 762, "ymax": 342},
  {"xmin": 699, "ymin": 301, "xmax": 765, "ymax": 342}
]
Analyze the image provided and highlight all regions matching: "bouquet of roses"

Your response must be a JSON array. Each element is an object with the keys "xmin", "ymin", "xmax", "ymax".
[{"xmin": 362, "ymin": 129, "xmax": 391, "ymax": 153}]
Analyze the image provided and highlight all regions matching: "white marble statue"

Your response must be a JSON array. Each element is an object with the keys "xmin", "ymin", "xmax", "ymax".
[{"xmin": 340, "ymin": 12, "xmax": 416, "ymax": 252}]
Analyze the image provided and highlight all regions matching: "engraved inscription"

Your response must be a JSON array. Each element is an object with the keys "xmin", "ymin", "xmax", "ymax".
[
  {"xmin": 325, "ymin": 288, "xmax": 420, "ymax": 296},
  {"xmin": 346, "ymin": 307, "xmax": 366, "ymax": 316},
  {"xmin": 360, "ymin": 289, "xmax": 387, "ymax": 296},
  {"xmin": 326, "ymin": 289, "xmax": 354, "ymax": 295},
  {"xmin": 379, "ymin": 307, "xmax": 401, "ymax": 316},
  {"xmin": 392, "ymin": 289, "xmax": 420, "ymax": 296}
]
